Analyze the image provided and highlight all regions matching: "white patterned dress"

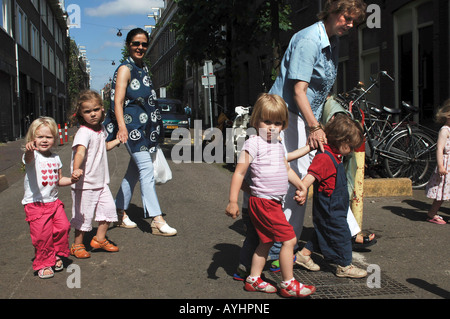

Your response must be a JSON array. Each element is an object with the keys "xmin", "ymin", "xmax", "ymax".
[{"xmin": 426, "ymin": 125, "xmax": 450, "ymax": 200}]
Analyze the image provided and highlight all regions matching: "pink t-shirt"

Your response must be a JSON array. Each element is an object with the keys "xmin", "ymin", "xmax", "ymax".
[
  {"xmin": 242, "ymin": 135, "xmax": 288, "ymax": 200},
  {"xmin": 71, "ymin": 125, "xmax": 110, "ymax": 189}
]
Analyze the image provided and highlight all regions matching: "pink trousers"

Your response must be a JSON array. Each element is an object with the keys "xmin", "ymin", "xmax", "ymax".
[{"xmin": 24, "ymin": 199, "xmax": 71, "ymax": 270}]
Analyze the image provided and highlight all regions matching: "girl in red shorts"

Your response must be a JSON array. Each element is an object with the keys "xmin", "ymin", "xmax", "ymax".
[{"xmin": 226, "ymin": 93, "xmax": 315, "ymax": 298}]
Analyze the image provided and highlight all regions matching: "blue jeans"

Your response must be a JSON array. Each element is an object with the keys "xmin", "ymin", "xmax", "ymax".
[{"xmin": 115, "ymin": 144, "xmax": 162, "ymax": 218}]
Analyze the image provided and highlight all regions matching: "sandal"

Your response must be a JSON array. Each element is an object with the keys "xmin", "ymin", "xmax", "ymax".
[
  {"xmin": 151, "ymin": 219, "xmax": 177, "ymax": 236},
  {"xmin": 294, "ymin": 251, "xmax": 320, "ymax": 271},
  {"xmin": 270, "ymin": 255, "xmax": 297, "ymax": 273},
  {"xmin": 244, "ymin": 277, "xmax": 277, "ymax": 293},
  {"xmin": 279, "ymin": 279, "xmax": 315, "ymax": 298},
  {"xmin": 54, "ymin": 256, "xmax": 63, "ymax": 271},
  {"xmin": 38, "ymin": 267, "xmax": 54, "ymax": 279},
  {"xmin": 70, "ymin": 243, "xmax": 91, "ymax": 259},
  {"xmin": 115, "ymin": 210, "xmax": 137, "ymax": 229},
  {"xmin": 233, "ymin": 264, "xmax": 249, "ymax": 281},
  {"xmin": 352, "ymin": 233, "xmax": 377, "ymax": 250},
  {"xmin": 90, "ymin": 236, "xmax": 119, "ymax": 252},
  {"xmin": 427, "ymin": 215, "xmax": 447, "ymax": 225}
]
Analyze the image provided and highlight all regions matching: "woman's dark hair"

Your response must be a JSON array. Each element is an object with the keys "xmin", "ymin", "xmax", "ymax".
[{"xmin": 125, "ymin": 28, "xmax": 150, "ymax": 45}]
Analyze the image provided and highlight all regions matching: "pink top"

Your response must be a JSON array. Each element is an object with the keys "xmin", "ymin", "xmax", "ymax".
[
  {"xmin": 242, "ymin": 135, "xmax": 288, "ymax": 200},
  {"xmin": 71, "ymin": 125, "xmax": 110, "ymax": 189}
]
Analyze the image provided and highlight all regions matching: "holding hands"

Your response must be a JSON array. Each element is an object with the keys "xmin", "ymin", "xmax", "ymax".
[
  {"xmin": 294, "ymin": 187, "xmax": 307, "ymax": 206},
  {"xmin": 71, "ymin": 168, "xmax": 83, "ymax": 183},
  {"xmin": 117, "ymin": 126, "xmax": 128, "ymax": 144}
]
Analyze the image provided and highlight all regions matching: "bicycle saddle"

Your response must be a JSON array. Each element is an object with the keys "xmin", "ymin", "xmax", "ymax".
[
  {"xmin": 401, "ymin": 101, "xmax": 419, "ymax": 113},
  {"xmin": 382, "ymin": 106, "xmax": 401, "ymax": 114}
]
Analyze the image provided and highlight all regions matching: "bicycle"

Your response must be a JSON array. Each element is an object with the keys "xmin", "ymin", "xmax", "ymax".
[
  {"xmin": 336, "ymin": 71, "xmax": 436, "ymax": 188},
  {"xmin": 225, "ymin": 105, "xmax": 252, "ymax": 166}
]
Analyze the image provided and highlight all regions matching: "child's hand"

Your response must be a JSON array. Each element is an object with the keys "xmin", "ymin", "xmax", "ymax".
[
  {"xmin": 438, "ymin": 166, "xmax": 448, "ymax": 176},
  {"xmin": 25, "ymin": 141, "xmax": 37, "ymax": 152},
  {"xmin": 225, "ymin": 202, "xmax": 240, "ymax": 219},
  {"xmin": 71, "ymin": 169, "xmax": 83, "ymax": 182},
  {"xmin": 294, "ymin": 188, "xmax": 307, "ymax": 205}
]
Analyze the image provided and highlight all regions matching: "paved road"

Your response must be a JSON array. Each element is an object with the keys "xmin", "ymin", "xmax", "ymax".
[{"xmin": 0, "ymin": 130, "xmax": 449, "ymax": 308}]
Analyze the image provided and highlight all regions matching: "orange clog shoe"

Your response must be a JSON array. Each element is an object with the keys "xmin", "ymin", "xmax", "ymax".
[
  {"xmin": 70, "ymin": 243, "xmax": 91, "ymax": 259},
  {"xmin": 90, "ymin": 236, "xmax": 119, "ymax": 252}
]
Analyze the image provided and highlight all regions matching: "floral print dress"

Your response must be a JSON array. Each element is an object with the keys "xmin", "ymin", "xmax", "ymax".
[{"xmin": 426, "ymin": 125, "xmax": 450, "ymax": 200}]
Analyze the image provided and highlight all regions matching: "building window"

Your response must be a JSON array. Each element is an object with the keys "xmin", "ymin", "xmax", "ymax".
[
  {"xmin": 16, "ymin": 4, "xmax": 29, "ymax": 51},
  {"xmin": 394, "ymin": 0, "xmax": 434, "ymax": 119},
  {"xmin": 30, "ymin": 23, "xmax": 40, "ymax": 61},
  {"xmin": 42, "ymin": 38, "xmax": 49, "ymax": 69},
  {"xmin": 31, "ymin": 0, "xmax": 38, "ymax": 12},
  {"xmin": 40, "ymin": 0, "xmax": 47, "ymax": 25},
  {"xmin": 1, "ymin": 0, "xmax": 12, "ymax": 35},
  {"xmin": 359, "ymin": 25, "xmax": 381, "ymax": 108},
  {"xmin": 59, "ymin": 59, "xmax": 64, "ymax": 82},
  {"xmin": 49, "ymin": 47, "xmax": 54, "ymax": 74},
  {"xmin": 47, "ymin": 4, "xmax": 53, "ymax": 35}
]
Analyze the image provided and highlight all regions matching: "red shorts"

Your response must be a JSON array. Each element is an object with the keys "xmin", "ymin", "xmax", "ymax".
[{"xmin": 248, "ymin": 196, "xmax": 296, "ymax": 244}]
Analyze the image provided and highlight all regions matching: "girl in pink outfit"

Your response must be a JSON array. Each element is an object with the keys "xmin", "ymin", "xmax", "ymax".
[
  {"xmin": 22, "ymin": 117, "xmax": 79, "ymax": 279},
  {"xmin": 425, "ymin": 98, "xmax": 450, "ymax": 224},
  {"xmin": 226, "ymin": 93, "xmax": 315, "ymax": 298},
  {"xmin": 70, "ymin": 90, "xmax": 121, "ymax": 259}
]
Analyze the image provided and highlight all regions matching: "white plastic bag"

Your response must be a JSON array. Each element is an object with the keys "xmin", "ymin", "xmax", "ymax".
[{"xmin": 151, "ymin": 146, "xmax": 172, "ymax": 184}]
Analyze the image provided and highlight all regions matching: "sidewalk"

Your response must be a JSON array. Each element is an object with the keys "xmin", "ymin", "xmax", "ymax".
[{"xmin": 0, "ymin": 127, "xmax": 449, "ymax": 301}]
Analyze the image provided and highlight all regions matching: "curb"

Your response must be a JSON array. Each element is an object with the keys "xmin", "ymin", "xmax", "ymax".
[
  {"xmin": 363, "ymin": 177, "xmax": 413, "ymax": 197},
  {"xmin": 307, "ymin": 177, "xmax": 413, "ymax": 198},
  {"xmin": 0, "ymin": 175, "xmax": 8, "ymax": 193}
]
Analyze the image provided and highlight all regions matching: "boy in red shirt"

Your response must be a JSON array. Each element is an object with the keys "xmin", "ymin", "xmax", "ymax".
[{"xmin": 296, "ymin": 114, "xmax": 367, "ymax": 278}]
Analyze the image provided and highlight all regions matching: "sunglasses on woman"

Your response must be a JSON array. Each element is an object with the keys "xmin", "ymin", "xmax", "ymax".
[{"xmin": 130, "ymin": 41, "xmax": 149, "ymax": 48}]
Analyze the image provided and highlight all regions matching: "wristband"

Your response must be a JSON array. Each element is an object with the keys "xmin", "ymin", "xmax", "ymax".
[{"xmin": 309, "ymin": 123, "xmax": 323, "ymax": 133}]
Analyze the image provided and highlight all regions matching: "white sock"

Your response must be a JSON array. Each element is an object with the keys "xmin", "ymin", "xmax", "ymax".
[{"xmin": 281, "ymin": 278, "xmax": 295, "ymax": 287}]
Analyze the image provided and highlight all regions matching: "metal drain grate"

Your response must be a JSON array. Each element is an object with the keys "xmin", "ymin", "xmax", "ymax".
[{"xmin": 267, "ymin": 260, "xmax": 414, "ymax": 299}]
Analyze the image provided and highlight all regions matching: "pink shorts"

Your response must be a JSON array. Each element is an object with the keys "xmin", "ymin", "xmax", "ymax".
[
  {"xmin": 248, "ymin": 196, "xmax": 296, "ymax": 244},
  {"xmin": 71, "ymin": 185, "xmax": 118, "ymax": 232}
]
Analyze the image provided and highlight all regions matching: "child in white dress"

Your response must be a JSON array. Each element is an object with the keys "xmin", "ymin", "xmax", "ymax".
[
  {"xmin": 425, "ymin": 98, "xmax": 450, "ymax": 224},
  {"xmin": 70, "ymin": 90, "xmax": 121, "ymax": 258}
]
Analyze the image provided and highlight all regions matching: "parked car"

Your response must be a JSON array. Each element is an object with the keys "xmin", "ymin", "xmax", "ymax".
[{"xmin": 157, "ymin": 98, "xmax": 189, "ymax": 136}]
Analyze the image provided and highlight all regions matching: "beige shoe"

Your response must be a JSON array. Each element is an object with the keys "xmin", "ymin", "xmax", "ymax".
[
  {"xmin": 336, "ymin": 264, "xmax": 367, "ymax": 278},
  {"xmin": 151, "ymin": 219, "xmax": 177, "ymax": 236},
  {"xmin": 115, "ymin": 211, "xmax": 137, "ymax": 229},
  {"xmin": 295, "ymin": 251, "xmax": 320, "ymax": 271}
]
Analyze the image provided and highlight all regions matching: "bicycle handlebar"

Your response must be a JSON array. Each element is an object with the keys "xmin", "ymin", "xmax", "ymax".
[{"xmin": 380, "ymin": 70, "xmax": 394, "ymax": 82}]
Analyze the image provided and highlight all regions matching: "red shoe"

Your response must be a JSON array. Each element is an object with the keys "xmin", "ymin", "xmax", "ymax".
[
  {"xmin": 279, "ymin": 279, "xmax": 315, "ymax": 298},
  {"xmin": 244, "ymin": 277, "xmax": 277, "ymax": 293}
]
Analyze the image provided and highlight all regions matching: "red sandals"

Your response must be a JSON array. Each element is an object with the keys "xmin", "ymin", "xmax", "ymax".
[{"xmin": 279, "ymin": 279, "xmax": 316, "ymax": 298}]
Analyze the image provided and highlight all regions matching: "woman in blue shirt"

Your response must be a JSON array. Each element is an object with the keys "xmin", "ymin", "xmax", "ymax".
[
  {"xmin": 268, "ymin": 0, "xmax": 367, "ymax": 262},
  {"xmin": 104, "ymin": 28, "xmax": 177, "ymax": 236}
]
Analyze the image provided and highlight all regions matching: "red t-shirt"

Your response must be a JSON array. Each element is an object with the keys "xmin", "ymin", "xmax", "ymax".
[{"xmin": 307, "ymin": 144, "xmax": 343, "ymax": 196}]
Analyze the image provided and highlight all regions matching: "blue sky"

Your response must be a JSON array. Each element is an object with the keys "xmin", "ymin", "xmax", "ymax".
[{"xmin": 65, "ymin": 0, "xmax": 164, "ymax": 92}]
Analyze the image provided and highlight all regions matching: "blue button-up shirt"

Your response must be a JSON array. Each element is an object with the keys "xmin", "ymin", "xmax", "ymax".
[{"xmin": 269, "ymin": 21, "xmax": 339, "ymax": 121}]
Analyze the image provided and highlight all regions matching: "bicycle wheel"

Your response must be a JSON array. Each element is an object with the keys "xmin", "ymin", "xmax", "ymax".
[{"xmin": 382, "ymin": 130, "xmax": 436, "ymax": 188}]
